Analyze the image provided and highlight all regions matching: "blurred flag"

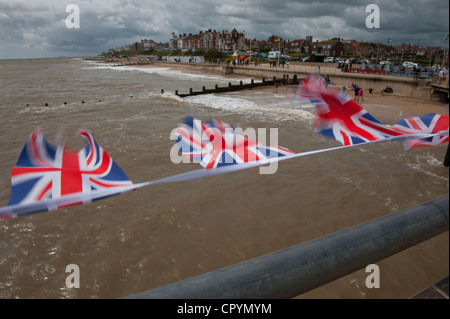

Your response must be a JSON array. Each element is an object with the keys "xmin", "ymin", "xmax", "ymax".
[
  {"xmin": 0, "ymin": 128, "xmax": 134, "ymax": 219},
  {"xmin": 174, "ymin": 116, "xmax": 295, "ymax": 169},
  {"xmin": 297, "ymin": 75, "xmax": 449, "ymax": 148}
]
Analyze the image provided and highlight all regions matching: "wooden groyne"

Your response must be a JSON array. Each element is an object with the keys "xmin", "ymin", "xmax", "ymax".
[{"xmin": 166, "ymin": 75, "xmax": 302, "ymax": 98}]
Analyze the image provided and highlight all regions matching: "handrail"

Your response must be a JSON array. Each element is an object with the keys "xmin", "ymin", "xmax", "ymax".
[{"xmin": 127, "ymin": 195, "xmax": 449, "ymax": 299}]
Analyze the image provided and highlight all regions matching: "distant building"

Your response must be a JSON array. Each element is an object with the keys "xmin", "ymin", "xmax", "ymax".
[
  {"xmin": 218, "ymin": 29, "xmax": 246, "ymax": 51},
  {"xmin": 320, "ymin": 39, "xmax": 345, "ymax": 57},
  {"xmin": 114, "ymin": 29, "xmax": 444, "ymax": 63},
  {"xmin": 170, "ymin": 28, "xmax": 246, "ymax": 52},
  {"xmin": 311, "ymin": 40, "xmax": 324, "ymax": 55},
  {"xmin": 291, "ymin": 39, "xmax": 312, "ymax": 54}
]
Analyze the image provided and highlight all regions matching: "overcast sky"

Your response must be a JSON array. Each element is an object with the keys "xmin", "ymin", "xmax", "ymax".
[{"xmin": 0, "ymin": 0, "xmax": 449, "ymax": 59}]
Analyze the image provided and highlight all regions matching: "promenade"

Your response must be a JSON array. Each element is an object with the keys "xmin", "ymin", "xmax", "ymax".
[
  {"xmin": 94, "ymin": 56, "xmax": 447, "ymax": 101},
  {"xmin": 148, "ymin": 60, "xmax": 441, "ymax": 100},
  {"xmin": 224, "ymin": 61, "xmax": 437, "ymax": 99}
]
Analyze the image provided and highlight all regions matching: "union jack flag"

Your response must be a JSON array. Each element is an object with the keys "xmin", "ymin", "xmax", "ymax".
[
  {"xmin": 297, "ymin": 75, "xmax": 445, "ymax": 147},
  {"xmin": 7, "ymin": 128, "xmax": 133, "ymax": 207},
  {"xmin": 174, "ymin": 116, "xmax": 295, "ymax": 169},
  {"xmin": 392, "ymin": 113, "xmax": 449, "ymax": 149}
]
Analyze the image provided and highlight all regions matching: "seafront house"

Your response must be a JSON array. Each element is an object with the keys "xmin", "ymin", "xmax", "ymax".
[
  {"xmin": 112, "ymin": 28, "xmax": 446, "ymax": 68},
  {"xmin": 290, "ymin": 39, "xmax": 312, "ymax": 55},
  {"xmin": 170, "ymin": 28, "xmax": 247, "ymax": 52},
  {"xmin": 320, "ymin": 39, "xmax": 345, "ymax": 58}
]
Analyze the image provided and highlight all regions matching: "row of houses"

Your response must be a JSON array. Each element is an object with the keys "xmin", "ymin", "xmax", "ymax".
[
  {"xmin": 111, "ymin": 28, "xmax": 445, "ymax": 61},
  {"xmin": 169, "ymin": 29, "xmax": 246, "ymax": 52}
]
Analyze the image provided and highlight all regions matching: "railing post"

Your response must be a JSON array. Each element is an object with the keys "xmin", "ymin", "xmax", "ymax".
[{"xmin": 444, "ymin": 144, "xmax": 449, "ymax": 167}]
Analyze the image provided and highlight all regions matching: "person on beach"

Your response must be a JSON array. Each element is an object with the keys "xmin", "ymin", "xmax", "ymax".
[
  {"xmin": 342, "ymin": 86, "xmax": 347, "ymax": 94},
  {"xmin": 354, "ymin": 85, "xmax": 360, "ymax": 101},
  {"xmin": 358, "ymin": 87, "xmax": 364, "ymax": 102}
]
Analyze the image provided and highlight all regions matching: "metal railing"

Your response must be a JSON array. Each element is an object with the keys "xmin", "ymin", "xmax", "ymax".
[
  {"xmin": 431, "ymin": 73, "xmax": 450, "ymax": 87},
  {"xmin": 128, "ymin": 195, "xmax": 449, "ymax": 299}
]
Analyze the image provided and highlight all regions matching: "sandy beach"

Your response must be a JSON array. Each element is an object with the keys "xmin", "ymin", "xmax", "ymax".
[{"xmin": 132, "ymin": 61, "xmax": 449, "ymax": 120}]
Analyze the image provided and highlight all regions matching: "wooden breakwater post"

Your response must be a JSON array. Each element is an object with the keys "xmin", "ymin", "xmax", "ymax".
[{"xmin": 172, "ymin": 78, "xmax": 280, "ymax": 97}]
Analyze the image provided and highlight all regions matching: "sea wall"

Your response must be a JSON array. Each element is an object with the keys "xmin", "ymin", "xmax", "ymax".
[
  {"xmin": 228, "ymin": 65, "xmax": 433, "ymax": 99},
  {"xmin": 152, "ymin": 61, "xmax": 438, "ymax": 100}
]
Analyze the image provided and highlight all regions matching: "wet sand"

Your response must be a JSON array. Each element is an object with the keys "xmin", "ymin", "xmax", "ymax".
[{"xmin": 131, "ymin": 61, "xmax": 449, "ymax": 118}]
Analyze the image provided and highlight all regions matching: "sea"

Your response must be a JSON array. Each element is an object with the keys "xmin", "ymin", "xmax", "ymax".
[{"xmin": 0, "ymin": 58, "xmax": 448, "ymax": 299}]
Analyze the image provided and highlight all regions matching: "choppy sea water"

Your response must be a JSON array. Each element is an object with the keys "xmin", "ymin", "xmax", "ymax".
[{"xmin": 0, "ymin": 58, "xmax": 448, "ymax": 299}]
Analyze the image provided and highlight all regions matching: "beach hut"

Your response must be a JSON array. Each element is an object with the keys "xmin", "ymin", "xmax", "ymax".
[{"xmin": 232, "ymin": 51, "xmax": 238, "ymax": 64}]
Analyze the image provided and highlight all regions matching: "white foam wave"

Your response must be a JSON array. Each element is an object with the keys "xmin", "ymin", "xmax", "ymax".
[
  {"xmin": 161, "ymin": 92, "xmax": 185, "ymax": 102},
  {"xmin": 185, "ymin": 94, "xmax": 256, "ymax": 111},
  {"xmin": 184, "ymin": 94, "xmax": 315, "ymax": 122},
  {"xmin": 83, "ymin": 64, "xmax": 253, "ymax": 84}
]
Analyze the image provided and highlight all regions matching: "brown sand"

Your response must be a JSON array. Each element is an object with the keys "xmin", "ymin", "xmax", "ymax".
[{"xmin": 134, "ymin": 61, "xmax": 449, "ymax": 120}]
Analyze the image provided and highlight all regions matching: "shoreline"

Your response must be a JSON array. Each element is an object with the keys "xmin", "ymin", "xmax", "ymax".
[{"xmin": 126, "ymin": 61, "xmax": 449, "ymax": 118}]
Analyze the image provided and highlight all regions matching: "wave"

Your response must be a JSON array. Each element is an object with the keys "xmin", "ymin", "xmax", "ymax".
[
  {"xmin": 184, "ymin": 93, "xmax": 315, "ymax": 122},
  {"xmin": 82, "ymin": 63, "xmax": 254, "ymax": 84}
]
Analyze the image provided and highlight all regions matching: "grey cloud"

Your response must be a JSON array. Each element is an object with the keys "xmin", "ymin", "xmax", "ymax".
[{"xmin": 0, "ymin": 0, "xmax": 448, "ymax": 59}]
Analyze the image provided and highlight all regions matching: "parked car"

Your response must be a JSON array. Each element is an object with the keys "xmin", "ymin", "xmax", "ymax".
[
  {"xmin": 323, "ymin": 57, "xmax": 335, "ymax": 63},
  {"xmin": 402, "ymin": 61, "xmax": 419, "ymax": 69},
  {"xmin": 268, "ymin": 51, "xmax": 281, "ymax": 59},
  {"xmin": 302, "ymin": 56, "xmax": 311, "ymax": 62}
]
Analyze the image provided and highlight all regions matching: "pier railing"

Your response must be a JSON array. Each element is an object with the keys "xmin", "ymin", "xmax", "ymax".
[{"xmin": 127, "ymin": 195, "xmax": 449, "ymax": 299}]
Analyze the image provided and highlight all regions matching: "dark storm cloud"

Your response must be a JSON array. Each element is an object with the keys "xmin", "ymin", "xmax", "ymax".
[{"xmin": 0, "ymin": 0, "xmax": 448, "ymax": 59}]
